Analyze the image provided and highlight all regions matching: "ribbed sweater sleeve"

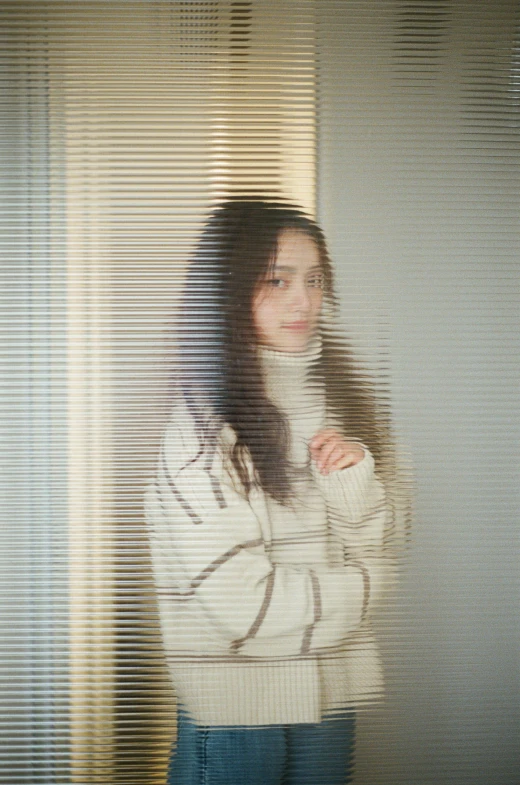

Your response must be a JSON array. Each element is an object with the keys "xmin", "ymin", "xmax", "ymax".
[
  {"xmin": 313, "ymin": 449, "xmax": 386, "ymax": 546},
  {"xmin": 313, "ymin": 449, "xmax": 399, "ymax": 607},
  {"xmin": 145, "ymin": 399, "xmax": 373, "ymax": 655}
]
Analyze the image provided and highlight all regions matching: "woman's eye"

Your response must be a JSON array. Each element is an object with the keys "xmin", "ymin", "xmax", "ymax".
[
  {"xmin": 266, "ymin": 278, "xmax": 287, "ymax": 288},
  {"xmin": 308, "ymin": 275, "xmax": 324, "ymax": 288}
]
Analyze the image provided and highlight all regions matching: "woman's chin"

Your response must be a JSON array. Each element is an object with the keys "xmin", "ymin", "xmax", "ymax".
[
  {"xmin": 277, "ymin": 334, "xmax": 312, "ymax": 353},
  {"xmin": 257, "ymin": 328, "xmax": 315, "ymax": 353}
]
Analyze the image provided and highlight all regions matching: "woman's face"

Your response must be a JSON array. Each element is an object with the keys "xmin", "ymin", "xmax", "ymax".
[{"xmin": 252, "ymin": 229, "xmax": 324, "ymax": 353}]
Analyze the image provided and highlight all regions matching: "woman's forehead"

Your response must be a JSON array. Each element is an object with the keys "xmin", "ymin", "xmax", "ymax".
[{"xmin": 274, "ymin": 229, "xmax": 321, "ymax": 271}]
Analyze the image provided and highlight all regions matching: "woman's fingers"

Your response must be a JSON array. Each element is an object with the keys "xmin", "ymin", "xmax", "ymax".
[
  {"xmin": 327, "ymin": 447, "xmax": 362, "ymax": 474},
  {"xmin": 309, "ymin": 429, "xmax": 338, "ymax": 453},
  {"xmin": 310, "ymin": 429, "xmax": 365, "ymax": 474},
  {"xmin": 309, "ymin": 430, "xmax": 339, "ymax": 464},
  {"xmin": 314, "ymin": 439, "xmax": 342, "ymax": 473},
  {"xmin": 319, "ymin": 444, "xmax": 346, "ymax": 474}
]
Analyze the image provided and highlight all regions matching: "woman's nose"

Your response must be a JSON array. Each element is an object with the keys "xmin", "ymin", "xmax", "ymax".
[{"xmin": 289, "ymin": 281, "xmax": 311, "ymax": 310}]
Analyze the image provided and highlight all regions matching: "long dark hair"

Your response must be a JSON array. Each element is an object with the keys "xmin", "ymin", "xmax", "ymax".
[{"xmin": 178, "ymin": 197, "xmax": 392, "ymax": 504}]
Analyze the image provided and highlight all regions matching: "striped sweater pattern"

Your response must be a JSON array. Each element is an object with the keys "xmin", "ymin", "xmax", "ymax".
[{"xmin": 145, "ymin": 344, "xmax": 393, "ymax": 725}]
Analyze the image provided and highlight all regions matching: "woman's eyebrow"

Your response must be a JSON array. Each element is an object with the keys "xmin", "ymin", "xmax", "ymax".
[{"xmin": 272, "ymin": 264, "xmax": 322, "ymax": 273}]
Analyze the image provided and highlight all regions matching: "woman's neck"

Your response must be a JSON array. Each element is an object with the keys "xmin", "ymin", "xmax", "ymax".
[{"xmin": 257, "ymin": 335, "xmax": 322, "ymax": 364}]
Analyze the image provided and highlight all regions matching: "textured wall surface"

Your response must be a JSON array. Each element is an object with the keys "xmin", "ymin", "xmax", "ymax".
[{"xmin": 318, "ymin": 2, "xmax": 520, "ymax": 783}]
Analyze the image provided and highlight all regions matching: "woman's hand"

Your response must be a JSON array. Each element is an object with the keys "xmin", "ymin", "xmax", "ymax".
[{"xmin": 310, "ymin": 429, "xmax": 365, "ymax": 476}]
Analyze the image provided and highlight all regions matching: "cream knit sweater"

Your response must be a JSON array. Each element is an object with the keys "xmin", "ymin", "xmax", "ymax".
[{"xmin": 145, "ymin": 342, "xmax": 394, "ymax": 726}]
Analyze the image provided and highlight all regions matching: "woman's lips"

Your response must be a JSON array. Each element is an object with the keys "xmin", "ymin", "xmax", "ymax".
[{"xmin": 282, "ymin": 321, "xmax": 310, "ymax": 331}]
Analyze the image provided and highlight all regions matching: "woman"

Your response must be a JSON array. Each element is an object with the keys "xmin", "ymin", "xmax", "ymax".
[{"xmin": 145, "ymin": 198, "xmax": 401, "ymax": 784}]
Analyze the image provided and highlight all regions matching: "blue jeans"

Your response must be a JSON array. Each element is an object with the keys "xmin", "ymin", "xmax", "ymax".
[{"xmin": 167, "ymin": 709, "xmax": 356, "ymax": 785}]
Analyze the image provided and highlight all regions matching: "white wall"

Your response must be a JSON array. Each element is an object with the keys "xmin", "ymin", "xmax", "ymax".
[{"xmin": 317, "ymin": 2, "xmax": 520, "ymax": 783}]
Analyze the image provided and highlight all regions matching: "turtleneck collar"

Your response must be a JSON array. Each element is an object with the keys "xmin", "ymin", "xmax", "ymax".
[
  {"xmin": 257, "ymin": 336, "xmax": 323, "ymax": 414},
  {"xmin": 257, "ymin": 335, "xmax": 322, "ymax": 369}
]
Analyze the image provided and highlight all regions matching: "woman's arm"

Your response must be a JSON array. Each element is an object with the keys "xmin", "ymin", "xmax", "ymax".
[
  {"xmin": 311, "ymin": 432, "xmax": 386, "ymax": 546},
  {"xmin": 310, "ymin": 429, "xmax": 406, "ymax": 606}
]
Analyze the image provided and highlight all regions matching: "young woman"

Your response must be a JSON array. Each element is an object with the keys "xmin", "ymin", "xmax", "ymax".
[{"xmin": 145, "ymin": 198, "xmax": 400, "ymax": 785}]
